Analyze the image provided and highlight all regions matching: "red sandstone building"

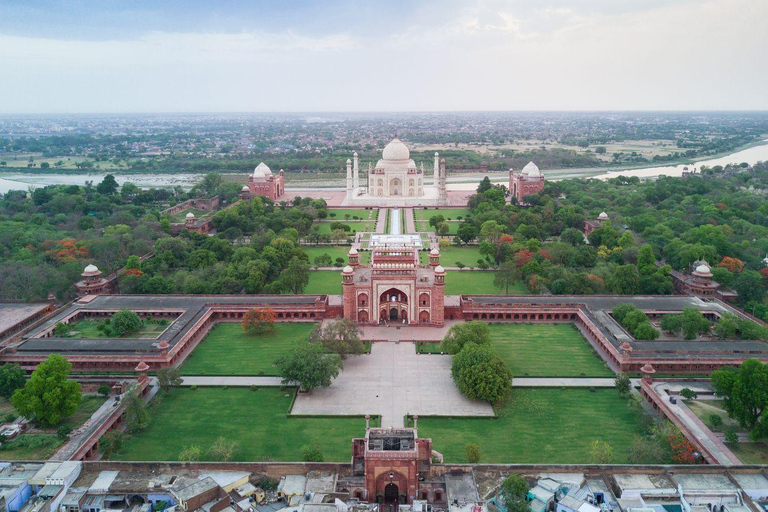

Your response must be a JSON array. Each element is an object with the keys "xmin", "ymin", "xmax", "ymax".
[
  {"xmin": 342, "ymin": 247, "xmax": 445, "ymax": 325},
  {"xmin": 240, "ymin": 162, "xmax": 285, "ymax": 201},
  {"xmin": 74, "ymin": 264, "xmax": 116, "ymax": 297},
  {"xmin": 584, "ymin": 211, "xmax": 610, "ymax": 237},
  {"xmin": 508, "ymin": 161, "xmax": 545, "ymax": 203}
]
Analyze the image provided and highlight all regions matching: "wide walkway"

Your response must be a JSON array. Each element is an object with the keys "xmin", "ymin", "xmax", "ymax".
[
  {"xmin": 375, "ymin": 208, "xmax": 388, "ymax": 233},
  {"xmin": 291, "ymin": 342, "xmax": 494, "ymax": 428},
  {"xmin": 404, "ymin": 208, "xmax": 416, "ymax": 233}
]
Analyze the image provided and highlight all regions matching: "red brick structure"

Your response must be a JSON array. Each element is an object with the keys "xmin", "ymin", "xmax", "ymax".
[
  {"xmin": 240, "ymin": 162, "xmax": 285, "ymax": 201},
  {"xmin": 671, "ymin": 260, "xmax": 720, "ymax": 298},
  {"xmin": 584, "ymin": 212, "xmax": 609, "ymax": 237},
  {"xmin": 351, "ymin": 417, "xmax": 432, "ymax": 506},
  {"xmin": 509, "ymin": 161, "xmax": 545, "ymax": 203},
  {"xmin": 342, "ymin": 247, "xmax": 445, "ymax": 325},
  {"xmin": 74, "ymin": 264, "xmax": 116, "ymax": 297}
]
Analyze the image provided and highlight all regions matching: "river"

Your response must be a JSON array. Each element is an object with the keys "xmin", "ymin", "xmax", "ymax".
[{"xmin": 2, "ymin": 139, "xmax": 768, "ymax": 195}]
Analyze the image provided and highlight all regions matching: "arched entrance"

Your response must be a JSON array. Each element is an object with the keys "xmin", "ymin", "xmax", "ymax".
[
  {"xmin": 379, "ymin": 287, "xmax": 408, "ymax": 323},
  {"xmin": 384, "ymin": 483, "xmax": 399, "ymax": 503},
  {"xmin": 390, "ymin": 178, "xmax": 401, "ymax": 196},
  {"xmin": 389, "ymin": 308, "xmax": 398, "ymax": 320}
]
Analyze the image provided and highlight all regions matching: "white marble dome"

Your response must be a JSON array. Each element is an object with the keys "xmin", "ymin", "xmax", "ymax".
[
  {"xmin": 430, "ymin": 248, "xmax": 440, "ymax": 255},
  {"xmin": 695, "ymin": 263, "xmax": 711, "ymax": 274},
  {"xmin": 84, "ymin": 264, "xmax": 99, "ymax": 273},
  {"xmin": 241, "ymin": 186, "xmax": 249, "ymax": 191},
  {"xmin": 253, "ymin": 162, "xmax": 272, "ymax": 179},
  {"xmin": 598, "ymin": 212, "xmax": 609, "ymax": 220},
  {"xmin": 343, "ymin": 265, "xmax": 354, "ymax": 273},
  {"xmin": 522, "ymin": 161, "xmax": 541, "ymax": 178},
  {"xmin": 382, "ymin": 138, "xmax": 410, "ymax": 161},
  {"xmin": 348, "ymin": 247, "xmax": 358, "ymax": 255},
  {"xmin": 435, "ymin": 265, "xmax": 445, "ymax": 273},
  {"xmin": 185, "ymin": 212, "xmax": 195, "ymax": 219}
]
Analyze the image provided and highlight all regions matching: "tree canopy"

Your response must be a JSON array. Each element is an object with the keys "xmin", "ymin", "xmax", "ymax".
[{"xmin": 12, "ymin": 354, "xmax": 81, "ymax": 426}]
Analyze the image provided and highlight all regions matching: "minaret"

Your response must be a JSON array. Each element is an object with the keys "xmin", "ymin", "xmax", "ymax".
[
  {"xmin": 368, "ymin": 162, "xmax": 373, "ymax": 190},
  {"xmin": 433, "ymin": 152, "xmax": 439, "ymax": 184},
  {"xmin": 346, "ymin": 158, "xmax": 352, "ymax": 192},
  {"xmin": 438, "ymin": 158, "xmax": 447, "ymax": 203},
  {"xmin": 353, "ymin": 152, "xmax": 359, "ymax": 189}
]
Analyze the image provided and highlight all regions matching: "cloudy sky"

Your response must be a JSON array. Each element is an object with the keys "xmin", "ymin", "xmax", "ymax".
[{"xmin": 0, "ymin": 0, "xmax": 766, "ymax": 112}]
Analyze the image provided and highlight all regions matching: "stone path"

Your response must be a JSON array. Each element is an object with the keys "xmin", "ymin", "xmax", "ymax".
[
  {"xmin": 375, "ymin": 208, "xmax": 388, "ymax": 233},
  {"xmin": 404, "ymin": 208, "xmax": 416, "ymax": 234},
  {"xmin": 649, "ymin": 380, "xmax": 742, "ymax": 465},
  {"xmin": 291, "ymin": 342, "xmax": 494, "ymax": 428}
]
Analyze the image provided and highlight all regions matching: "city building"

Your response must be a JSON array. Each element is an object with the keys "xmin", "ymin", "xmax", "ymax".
[
  {"xmin": 343, "ymin": 138, "xmax": 448, "ymax": 206},
  {"xmin": 240, "ymin": 162, "xmax": 285, "ymax": 201},
  {"xmin": 508, "ymin": 161, "xmax": 545, "ymax": 203}
]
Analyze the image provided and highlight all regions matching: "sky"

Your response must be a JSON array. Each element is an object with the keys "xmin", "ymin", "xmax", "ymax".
[{"xmin": 0, "ymin": 0, "xmax": 766, "ymax": 113}]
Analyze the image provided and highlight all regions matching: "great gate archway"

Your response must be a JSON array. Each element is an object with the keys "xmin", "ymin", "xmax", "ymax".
[{"xmin": 379, "ymin": 287, "xmax": 409, "ymax": 323}]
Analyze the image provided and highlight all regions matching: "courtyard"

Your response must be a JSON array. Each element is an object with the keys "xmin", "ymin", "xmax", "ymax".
[
  {"xmin": 116, "ymin": 387, "xmax": 372, "ymax": 462},
  {"xmin": 180, "ymin": 322, "xmax": 316, "ymax": 376}
]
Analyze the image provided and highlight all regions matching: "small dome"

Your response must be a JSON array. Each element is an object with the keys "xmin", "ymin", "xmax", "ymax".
[
  {"xmin": 521, "ymin": 161, "xmax": 539, "ymax": 175},
  {"xmin": 695, "ymin": 263, "xmax": 711, "ymax": 275},
  {"xmin": 348, "ymin": 247, "xmax": 358, "ymax": 255},
  {"xmin": 135, "ymin": 361, "xmax": 150, "ymax": 372},
  {"xmin": 346, "ymin": 158, "xmax": 351, "ymax": 164},
  {"xmin": 185, "ymin": 212, "xmax": 195, "ymax": 219},
  {"xmin": 84, "ymin": 264, "xmax": 99, "ymax": 273},
  {"xmin": 253, "ymin": 162, "xmax": 272, "ymax": 178},
  {"xmin": 598, "ymin": 212, "xmax": 609, "ymax": 220},
  {"xmin": 382, "ymin": 138, "xmax": 410, "ymax": 161},
  {"xmin": 241, "ymin": 185, "xmax": 249, "ymax": 191},
  {"xmin": 430, "ymin": 248, "xmax": 440, "ymax": 255},
  {"xmin": 435, "ymin": 265, "xmax": 445, "ymax": 273},
  {"xmin": 342, "ymin": 265, "xmax": 354, "ymax": 273}
]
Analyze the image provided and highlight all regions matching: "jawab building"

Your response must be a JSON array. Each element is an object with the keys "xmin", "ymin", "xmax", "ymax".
[{"xmin": 343, "ymin": 138, "xmax": 449, "ymax": 206}]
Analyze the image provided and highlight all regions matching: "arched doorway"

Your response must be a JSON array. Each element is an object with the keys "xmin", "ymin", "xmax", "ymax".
[
  {"xmin": 390, "ymin": 178, "xmax": 401, "ymax": 196},
  {"xmin": 384, "ymin": 483, "xmax": 399, "ymax": 503},
  {"xmin": 379, "ymin": 287, "xmax": 408, "ymax": 323},
  {"xmin": 390, "ymin": 308, "xmax": 398, "ymax": 320}
]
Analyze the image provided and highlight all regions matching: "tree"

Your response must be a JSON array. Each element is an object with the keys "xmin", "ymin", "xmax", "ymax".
[
  {"xmin": 712, "ymin": 359, "xmax": 768, "ymax": 434},
  {"xmin": 97, "ymin": 385, "xmax": 111, "ymax": 397},
  {"xmin": 429, "ymin": 215, "xmax": 446, "ymax": 229},
  {"xmin": 0, "ymin": 363, "xmax": 26, "ymax": 399},
  {"xmin": 465, "ymin": 443, "xmax": 481, "ymax": 463},
  {"xmin": 456, "ymin": 223, "xmax": 478, "ymax": 245},
  {"xmin": 608, "ymin": 265, "xmax": 640, "ymax": 294},
  {"xmin": 590, "ymin": 440, "xmax": 614, "ymax": 464},
  {"xmin": 660, "ymin": 314, "xmax": 683, "ymax": 335},
  {"xmin": 436, "ymin": 222, "xmax": 450, "ymax": 236},
  {"xmin": 611, "ymin": 303, "xmax": 638, "ymax": 324},
  {"xmin": 494, "ymin": 260, "xmax": 518, "ymax": 295},
  {"xmin": 560, "ymin": 228, "xmax": 585, "ymax": 246},
  {"xmin": 302, "ymin": 442, "xmax": 324, "ymax": 462},
  {"xmin": 276, "ymin": 343, "xmax": 343, "ymax": 391},
  {"xmin": 111, "ymin": 310, "xmax": 142, "ymax": 336},
  {"xmin": 440, "ymin": 321, "xmax": 492, "ymax": 354},
  {"xmin": 477, "ymin": 176, "xmax": 492, "ymax": 193},
  {"xmin": 451, "ymin": 344, "xmax": 512, "ymax": 405},
  {"xmin": 96, "ymin": 174, "xmax": 119, "ymax": 195},
  {"xmin": 100, "ymin": 430, "xmax": 124, "ymax": 458},
  {"xmin": 308, "ymin": 318, "xmax": 365, "ymax": 359},
  {"xmin": 241, "ymin": 308, "xmax": 276, "ymax": 335},
  {"xmin": 208, "ymin": 436, "xmax": 238, "ymax": 461},
  {"xmin": 501, "ymin": 474, "xmax": 529, "ymax": 502},
  {"xmin": 717, "ymin": 257, "xmax": 745, "ymax": 274},
  {"xmin": 614, "ymin": 373, "xmax": 631, "ymax": 396},
  {"xmin": 124, "ymin": 390, "xmax": 151, "ymax": 432},
  {"xmin": 680, "ymin": 307, "xmax": 711, "ymax": 340},
  {"xmin": 633, "ymin": 322, "xmax": 660, "ymax": 340},
  {"xmin": 12, "ymin": 354, "xmax": 81, "ymax": 426},
  {"xmin": 179, "ymin": 445, "xmax": 203, "ymax": 461},
  {"xmin": 313, "ymin": 253, "xmax": 333, "ymax": 268},
  {"xmin": 733, "ymin": 271, "xmax": 766, "ymax": 306},
  {"xmin": 279, "ymin": 257, "xmax": 310, "ymax": 294},
  {"xmin": 157, "ymin": 367, "xmax": 183, "ymax": 392},
  {"xmin": 679, "ymin": 388, "xmax": 698, "ymax": 399}
]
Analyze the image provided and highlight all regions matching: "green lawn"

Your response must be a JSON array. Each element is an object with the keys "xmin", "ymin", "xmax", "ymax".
[
  {"xmin": 444, "ymin": 271, "xmax": 527, "ymax": 295},
  {"xmin": 489, "ymin": 324, "xmax": 613, "ymax": 377},
  {"xmin": 414, "ymin": 208, "xmax": 471, "ymax": 221},
  {"xmin": 302, "ymin": 246, "xmax": 371, "ymax": 266},
  {"xmin": 68, "ymin": 320, "xmax": 168, "ymax": 339},
  {"xmin": 313, "ymin": 220, "xmax": 376, "ymax": 234},
  {"xmin": 306, "ymin": 271, "xmax": 342, "ymax": 295},
  {"xmin": 727, "ymin": 442, "xmax": 768, "ymax": 465},
  {"xmin": 686, "ymin": 399, "xmax": 739, "ymax": 432},
  {"xmin": 116, "ymin": 388, "xmax": 375, "ymax": 461},
  {"xmin": 181, "ymin": 322, "xmax": 316, "ymax": 376},
  {"xmin": 438, "ymin": 246, "xmax": 486, "ymax": 268},
  {"xmin": 416, "ymin": 221, "xmax": 460, "ymax": 234},
  {"xmin": 412, "ymin": 388, "xmax": 645, "ymax": 463},
  {"xmin": 327, "ymin": 209, "xmax": 377, "ymax": 220}
]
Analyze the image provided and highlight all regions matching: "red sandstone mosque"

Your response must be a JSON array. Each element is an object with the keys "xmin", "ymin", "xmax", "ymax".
[
  {"xmin": 509, "ymin": 161, "xmax": 546, "ymax": 203},
  {"xmin": 240, "ymin": 162, "xmax": 285, "ymax": 201}
]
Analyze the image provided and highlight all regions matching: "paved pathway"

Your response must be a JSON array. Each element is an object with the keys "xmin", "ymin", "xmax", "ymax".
[
  {"xmin": 404, "ymin": 208, "xmax": 416, "ymax": 234},
  {"xmin": 650, "ymin": 380, "xmax": 742, "ymax": 465},
  {"xmin": 375, "ymin": 208, "xmax": 388, "ymax": 233},
  {"xmin": 292, "ymin": 342, "xmax": 494, "ymax": 428}
]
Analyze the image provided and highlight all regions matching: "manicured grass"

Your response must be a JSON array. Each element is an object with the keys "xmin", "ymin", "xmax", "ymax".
[
  {"xmin": 412, "ymin": 388, "xmax": 645, "ymax": 463},
  {"xmin": 181, "ymin": 322, "xmax": 316, "ymax": 376},
  {"xmin": 416, "ymin": 221, "xmax": 459, "ymax": 234},
  {"xmin": 60, "ymin": 395, "xmax": 107, "ymax": 430},
  {"xmin": 116, "ymin": 387, "xmax": 375, "ymax": 462},
  {"xmin": 68, "ymin": 320, "xmax": 168, "ymax": 339},
  {"xmin": 327, "ymin": 209, "xmax": 377, "ymax": 220},
  {"xmin": 302, "ymin": 246, "xmax": 371, "ymax": 266},
  {"xmin": 686, "ymin": 399, "xmax": 739, "ymax": 432},
  {"xmin": 313, "ymin": 220, "xmax": 376, "ymax": 234},
  {"xmin": 414, "ymin": 208, "xmax": 471, "ymax": 221},
  {"xmin": 727, "ymin": 442, "xmax": 768, "ymax": 465},
  {"xmin": 489, "ymin": 324, "xmax": 613, "ymax": 377},
  {"xmin": 438, "ymin": 246, "xmax": 486, "ymax": 268},
  {"xmin": 444, "ymin": 271, "xmax": 527, "ymax": 295},
  {"xmin": 306, "ymin": 271, "xmax": 342, "ymax": 295},
  {"xmin": 416, "ymin": 342, "xmax": 443, "ymax": 354}
]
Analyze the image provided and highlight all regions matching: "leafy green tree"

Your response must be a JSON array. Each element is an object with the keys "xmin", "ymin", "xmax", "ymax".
[
  {"xmin": 100, "ymin": 430, "xmax": 124, "ymax": 458},
  {"xmin": 302, "ymin": 442, "xmax": 324, "ymax": 462},
  {"xmin": 308, "ymin": 318, "xmax": 365, "ymax": 359},
  {"xmin": 608, "ymin": 265, "xmax": 640, "ymax": 294},
  {"xmin": 660, "ymin": 314, "xmax": 683, "ymax": 335},
  {"xmin": 111, "ymin": 310, "xmax": 142, "ymax": 336},
  {"xmin": 428, "ymin": 215, "xmax": 446, "ymax": 229},
  {"xmin": 712, "ymin": 360, "xmax": 768, "ymax": 434},
  {"xmin": 451, "ymin": 344, "xmax": 512, "ymax": 404},
  {"xmin": 614, "ymin": 373, "xmax": 631, "ymax": 396},
  {"xmin": 0, "ymin": 363, "xmax": 26, "ymax": 399},
  {"xmin": 679, "ymin": 388, "xmax": 698, "ymax": 399},
  {"xmin": 680, "ymin": 307, "xmax": 711, "ymax": 340},
  {"xmin": 96, "ymin": 174, "xmax": 119, "ymax": 195},
  {"xmin": 313, "ymin": 253, "xmax": 333, "ymax": 268},
  {"xmin": 465, "ymin": 443, "xmax": 481, "ymax": 463},
  {"xmin": 157, "ymin": 367, "xmax": 183, "ymax": 392},
  {"xmin": 633, "ymin": 322, "xmax": 660, "ymax": 340},
  {"xmin": 477, "ymin": 176, "xmax": 492, "ymax": 193},
  {"xmin": 276, "ymin": 343, "xmax": 343, "ymax": 391},
  {"xmin": 456, "ymin": 223, "xmax": 478, "ymax": 245},
  {"xmin": 440, "ymin": 321, "xmax": 492, "ymax": 354},
  {"xmin": 501, "ymin": 474, "xmax": 529, "ymax": 502},
  {"xmin": 733, "ymin": 270, "xmax": 766, "ymax": 306},
  {"xmin": 611, "ymin": 303, "xmax": 639, "ymax": 324},
  {"xmin": 436, "ymin": 222, "xmax": 450, "ymax": 236},
  {"xmin": 12, "ymin": 354, "xmax": 81, "ymax": 426},
  {"xmin": 279, "ymin": 257, "xmax": 310, "ymax": 294},
  {"xmin": 560, "ymin": 228, "xmax": 585, "ymax": 246},
  {"xmin": 97, "ymin": 385, "xmax": 111, "ymax": 397},
  {"xmin": 124, "ymin": 390, "xmax": 151, "ymax": 432},
  {"xmin": 179, "ymin": 445, "xmax": 202, "ymax": 461},
  {"xmin": 56, "ymin": 425, "xmax": 72, "ymax": 440},
  {"xmin": 590, "ymin": 440, "xmax": 614, "ymax": 463},
  {"xmin": 494, "ymin": 260, "xmax": 518, "ymax": 295}
]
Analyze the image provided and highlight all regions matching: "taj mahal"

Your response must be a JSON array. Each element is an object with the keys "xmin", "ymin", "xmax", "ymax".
[{"xmin": 342, "ymin": 138, "xmax": 449, "ymax": 206}]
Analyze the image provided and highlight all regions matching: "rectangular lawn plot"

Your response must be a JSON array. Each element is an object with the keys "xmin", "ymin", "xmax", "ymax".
[
  {"xmin": 414, "ymin": 208, "xmax": 470, "ymax": 221},
  {"xmin": 116, "ymin": 388, "xmax": 370, "ymax": 462},
  {"xmin": 306, "ymin": 271, "xmax": 343, "ymax": 295},
  {"xmin": 180, "ymin": 322, "xmax": 315, "ymax": 375},
  {"xmin": 414, "ymin": 388, "xmax": 643, "ymax": 463},
  {"xmin": 489, "ymin": 323, "xmax": 612, "ymax": 377},
  {"xmin": 327, "ymin": 209, "xmax": 377, "ymax": 220},
  {"xmin": 302, "ymin": 246, "xmax": 371, "ymax": 266},
  {"xmin": 444, "ymin": 271, "xmax": 527, "ymax": 295}
]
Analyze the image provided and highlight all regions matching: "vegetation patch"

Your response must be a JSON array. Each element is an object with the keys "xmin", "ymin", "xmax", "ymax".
[
  {"xmin": 306, "ymin": 271, "xmax": 342, "ymax": 295},
  {"xmin": 488, "ymin": 323, "xmax": 613, "ymax": 377},
  {"xmin": 115, "ymin": 387, "xmax": 373, "ymax": 462},
  {"xmin": 444, "ymin": 271, "xmax": 526, "ymax": 295},
  {"xmin": 180, "ymin": 322, "xmax": 316, "ymax": 376}
]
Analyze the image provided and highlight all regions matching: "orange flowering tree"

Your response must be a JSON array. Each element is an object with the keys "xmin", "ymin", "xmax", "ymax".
[
  {"xmin": 717, "ymin": 257, "xmax": 745, "ymax": 274},
  {"xmin": 242, "ymin": 308, "xmax": 276, "ymax": 335},
  {"xmin": 667, "ymin": 433, "xmax": 697, "ymax": 464},
  {"xmin": 45, "ymin": 239, "xmax": 89, "ymax": 263}
]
